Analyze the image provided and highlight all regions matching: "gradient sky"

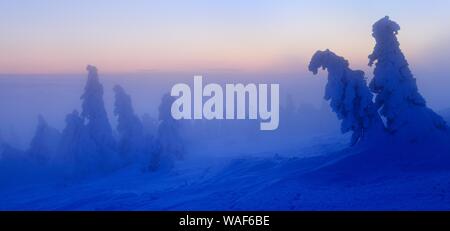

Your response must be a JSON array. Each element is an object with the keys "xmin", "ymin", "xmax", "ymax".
[{"xmin": 1, "ymin": 0, "xmax": 449, "ymax": 74}]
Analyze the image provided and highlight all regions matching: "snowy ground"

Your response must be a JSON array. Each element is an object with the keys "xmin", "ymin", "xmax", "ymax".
[{"xmin": 1, "ymin": 135, "xmax": 450, "ymax": 211}]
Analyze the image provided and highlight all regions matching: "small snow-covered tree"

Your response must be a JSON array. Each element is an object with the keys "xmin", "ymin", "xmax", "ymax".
[
  {"xmin": 81, "ymin": 65, "xmax": 117, "ymax": 163},
  {"xmin": 114, "ymin": 85, "xmax": 145, "ymax": 163},
  {"xmin": 141, "ymin": 113, "xmax": 158, "ymax": 160},
  {"xmin": 309, "ymin": 49, "xmax": 385, "ymax": 145},
  {"xmin": 58, "ymin": 110, "xmax": 98, "ymax": 174},
  {"xmin": 368, "ymin": 16, "xmax": 447, "ymax": 142},
  {"xmin": 27, "ymin": 115, "xmax": 61, "ymax": 163},
  {"xmin": 150, "ymin": 93, "xmax": 184, "ymax": 171}
]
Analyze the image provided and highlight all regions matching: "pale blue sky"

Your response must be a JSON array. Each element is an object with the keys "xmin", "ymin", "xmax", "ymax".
[{"xmin": 0, "ymin": 0, "xmax": 449, "ymax": 73}]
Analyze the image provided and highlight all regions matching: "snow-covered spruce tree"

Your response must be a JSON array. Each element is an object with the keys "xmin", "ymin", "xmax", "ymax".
[
  {"xmin": 27, "ymin": 115, "xmax": 61, "ymax": 164},
  {"xmin": 58, "ymin": 110, "xmax": 98, "ymax": 175},
  {"xmin": 141, "ymin": 113, "xmax": 158, "ymax": 159},
  {"xmin": 368, "ymin": 16, "xmax": 447, "ymax": 142},
  {"xmin": 113, "ymin": 85, "xmax": 146, "ymax": 163},
  {"xmin": 80, "ymin": 65, "xmax": 118, "ymax": 166},
  {"xmin": 149, "ymin": 93, "xmax": 184, "ymax": 171},
  {"xmin": 309, "ymin": 49, "xmax": 385, "ymax": 145}
]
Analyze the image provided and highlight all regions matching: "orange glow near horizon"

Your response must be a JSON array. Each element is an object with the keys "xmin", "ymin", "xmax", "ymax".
[
  {"xmin": 0, "ymin": 38, "xmax": 376, "ymax": 75},
  {"xmin": 1, "ymin": 1, "xmax": 449, "ymax": 75}
]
